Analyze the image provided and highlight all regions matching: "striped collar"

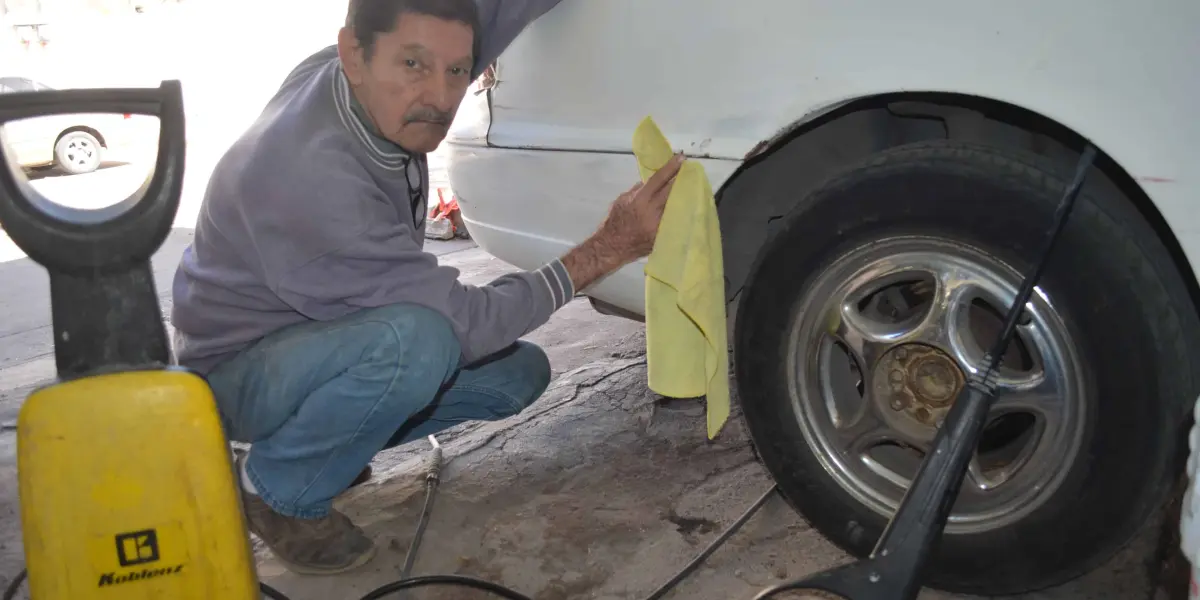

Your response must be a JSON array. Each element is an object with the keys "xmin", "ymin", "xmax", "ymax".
[{"xmin": 331, "ymin": 64, "xmax": 411, "ymax": 171}]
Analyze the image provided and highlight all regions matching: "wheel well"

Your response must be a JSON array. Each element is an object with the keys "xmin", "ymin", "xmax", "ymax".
[
  {"xmin": 54, "ymin": 126, "xmax": 107, "ymax": 151},
  {"xmin": 715, "ymin": 92, "xmax": 1200, "ymax": 325}
]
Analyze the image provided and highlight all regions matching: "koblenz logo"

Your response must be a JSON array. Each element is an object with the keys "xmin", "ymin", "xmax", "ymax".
[{"xmin": 97, "ymin": 564, "xmax": 185, "ymax": 587}]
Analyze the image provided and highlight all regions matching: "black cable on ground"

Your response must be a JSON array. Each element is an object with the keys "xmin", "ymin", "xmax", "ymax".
[
  {"xmin": 401, "ymin": 484, "xmax": 439, "ymax": 577},
  {"xmin": 259, "ymin": 581, "xmax": 292, "ymax": 600},
  {"xmin": 3, "ymin": 484, "xmax": 778, "ymax": 600},
  {"xmin": 2, "ymin": 453, "xmax": 777, "ymax": 600},
  {"xmin": 642, "ymin": 485, "xmax": 778, "ymax": 600},
  {"xmin": 357, "ymin": 573, "xmax": 535, "ymax": 600},
  {"xmin": 1, "ymin": 568, "xmax": 24, "ymax": 600},
  {"xmin": 399, "ymin": 435, "xmax": 443, "ymax": 583},
  {"xmin": 352, "ymin": 483, "xmax": 779, "ymax": 600}
]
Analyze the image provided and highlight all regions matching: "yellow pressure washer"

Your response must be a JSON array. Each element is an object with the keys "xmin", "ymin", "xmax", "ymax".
[{"xmin": 0, "ymin": 81, "xmax": 260, "ymax": 599}]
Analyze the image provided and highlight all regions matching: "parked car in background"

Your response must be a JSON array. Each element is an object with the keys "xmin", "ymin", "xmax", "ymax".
[
  {"xmin": 446, "ymin": 0, "xmax": 1200, "ymax": 595},
  {"xmin": 0, "ymin": 76, "xmax": 145, "ymax": 175}
]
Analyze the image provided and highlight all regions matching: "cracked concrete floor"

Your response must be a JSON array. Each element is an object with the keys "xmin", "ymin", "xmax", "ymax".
[{"xmin": 0, "ymin": 232, "xmax": 1171, "ymax": 600}]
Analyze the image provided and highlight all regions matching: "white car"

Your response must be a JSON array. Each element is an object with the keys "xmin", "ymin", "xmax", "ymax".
[
  {"xmin": 446, "ymin": 1, "xmax": 1200, "ymax": 595},
  {"xmin": 0, "ymin": 76, "xmax": 145, "ymax": 175}
]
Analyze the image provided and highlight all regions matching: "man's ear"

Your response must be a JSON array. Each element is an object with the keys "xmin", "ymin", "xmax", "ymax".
[{"xmin": 337, "ymin": 27, "xmax": 367, "ymax": 86}]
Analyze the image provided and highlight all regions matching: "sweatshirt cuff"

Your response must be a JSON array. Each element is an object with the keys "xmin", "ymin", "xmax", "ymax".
[{"xmin": 533, "ymin": 258, "xmax": 576, "ymax": 312}]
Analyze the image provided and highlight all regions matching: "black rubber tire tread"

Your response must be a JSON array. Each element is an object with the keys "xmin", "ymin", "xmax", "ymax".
[{"xmin": 735, "ymin": 140, "xmax": 1200, "ymax": 595}]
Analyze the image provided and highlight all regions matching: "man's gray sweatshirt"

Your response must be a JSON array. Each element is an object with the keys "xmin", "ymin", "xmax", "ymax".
[{"xmin": 171, "ymin": 0, "xmax": 571, "ymax": 375}]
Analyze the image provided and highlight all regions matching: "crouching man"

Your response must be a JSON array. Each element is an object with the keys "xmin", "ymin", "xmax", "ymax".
[{"xmin": 170, "ymin": 0, "xmax": 684, "ymax": 574}]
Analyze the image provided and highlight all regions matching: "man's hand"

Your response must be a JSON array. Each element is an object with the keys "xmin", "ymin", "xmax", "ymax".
[
  {"xmin": 561, "ymin": 152, "xmax": 685, "ymax": 292},
  {"xmin": 599, "ymin": 152, "xmax": 687, "ymax": 259}
]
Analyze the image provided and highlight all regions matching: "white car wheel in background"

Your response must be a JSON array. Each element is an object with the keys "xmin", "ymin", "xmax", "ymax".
[{"xmin": 54, "ymin": 131, "xmax": 103, "ymax": 175}]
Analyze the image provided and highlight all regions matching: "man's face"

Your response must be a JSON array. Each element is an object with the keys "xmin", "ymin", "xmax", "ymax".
[{"xmin": 338, "ymin": 13, "xmax": 474, "ymax": 153}]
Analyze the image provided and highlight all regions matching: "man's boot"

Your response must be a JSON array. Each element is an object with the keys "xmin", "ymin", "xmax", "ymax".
[{"xmin": 234, "ymin": 451, "xmax": 377, "ymax": 574}]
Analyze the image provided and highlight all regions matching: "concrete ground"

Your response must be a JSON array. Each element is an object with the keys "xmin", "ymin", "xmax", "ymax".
[{"xmin": 0, "ymin": 202, "xmax": 1171, "ymax": 599}]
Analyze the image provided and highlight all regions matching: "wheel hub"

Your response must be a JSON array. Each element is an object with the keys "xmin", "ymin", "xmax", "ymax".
[
  {"xmin": 873, "ymin": 343, "xmax": 965, "ymax": 426},
  {"xmin": 785, "ymin": 236, "xmax": 1085, "ymax": 533}
]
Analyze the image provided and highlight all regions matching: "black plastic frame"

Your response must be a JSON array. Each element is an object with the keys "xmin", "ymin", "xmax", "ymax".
[{"xmin": 0, "ymin": 81, "xmax": 186, "ymax": 377}]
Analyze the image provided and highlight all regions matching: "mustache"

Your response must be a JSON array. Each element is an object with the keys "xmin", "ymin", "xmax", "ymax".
[{"xmin": 404, "ymin": 108, "xmax": 453, "ymax": 125}]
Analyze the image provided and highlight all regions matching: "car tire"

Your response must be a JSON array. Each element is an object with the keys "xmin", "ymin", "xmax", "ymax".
[
  {"xmin": 54, "ymin": 131, "xmax": 103, "ymax": 175},
  {"xmin": 735, "ymin": 140, "xmax": 1200, "ymax": 595}
]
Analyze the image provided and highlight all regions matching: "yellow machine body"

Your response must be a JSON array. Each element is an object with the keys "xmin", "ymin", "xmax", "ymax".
[{"xmin": 17, "ymin": 368, "xmax": 259, "ymax": 599}]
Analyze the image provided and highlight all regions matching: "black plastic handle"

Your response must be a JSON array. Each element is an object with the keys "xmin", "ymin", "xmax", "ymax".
[{"xmin": 0, "ymin": 80, "xmax": 186, "ymax": 273}]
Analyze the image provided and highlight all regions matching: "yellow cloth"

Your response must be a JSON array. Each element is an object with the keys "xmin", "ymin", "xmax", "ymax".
[{"xmin": 632, "ymin": 116, "xmax": 731, "ymax": 440}]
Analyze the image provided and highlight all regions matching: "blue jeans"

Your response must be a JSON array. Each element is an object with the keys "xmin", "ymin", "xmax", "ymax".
[{"xmin": 205, "ymin": 303, "xmax": 551, "ymax": 519}]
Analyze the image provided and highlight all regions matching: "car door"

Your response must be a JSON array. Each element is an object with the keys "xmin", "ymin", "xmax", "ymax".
[{"xmin": 483, "ymin": 0, "xmax": 805, "ymax": 160}]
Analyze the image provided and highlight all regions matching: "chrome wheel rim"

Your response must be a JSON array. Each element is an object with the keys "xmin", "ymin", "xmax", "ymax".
[{"xmin": 786, "ymin": 235, "xmax": 1086, "ymax": 534}]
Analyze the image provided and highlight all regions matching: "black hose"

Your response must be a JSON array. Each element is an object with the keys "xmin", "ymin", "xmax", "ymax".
[
  {"xmin": 980, "ymin": 143, "xmax": 1098, "ymax": 374},
  {"xmin": 350, "ymin": 481, "xmax": 776, "ymax": 600},
  {"xmin": 399, "ymin": 438, "xmax": 443, "ymax": 582},
  {"xmin": 642, "ymin": 485, "xmax": 778, "ymax": 600},
  {"xmin": 357, "ymin": 574, "xmax": 534, "ymax": 600},
  {"xmin": 2, "ymin": 450, "xmax": 776, "ymax": 600},
  {"xmin": 260, "ymin": 581, "xmax": 292, "ymax": 600},
  {"xmin": 1, "ymin": 569, "xmax": 24, "ymax": 600},
  {"xmin": 399, "ymin": 483, "xmax": 438, "ymax": 579},
  {"xmin": 1, "ymin": 482, "xmax": 776, "ymax": 600}
]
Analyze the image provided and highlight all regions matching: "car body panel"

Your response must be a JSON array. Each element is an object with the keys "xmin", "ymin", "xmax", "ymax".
[
  {"xmin": 0, "ymin": 77, "xmax": 147, "ymax": 169},
  {"xmin": 451, "ymin": 145, "xmax": 739, "ymax": 314},
  {"xmin": 447, "ymin": 0, "xmax": 1200, "ymax": 317},
  {"xmin": 5, "ymin": 113, "xmax": 141, "ymax": 168}
]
